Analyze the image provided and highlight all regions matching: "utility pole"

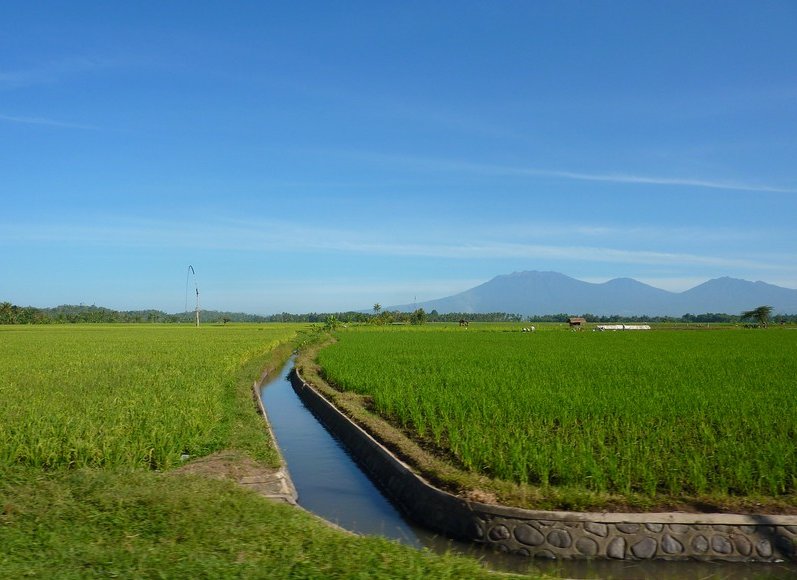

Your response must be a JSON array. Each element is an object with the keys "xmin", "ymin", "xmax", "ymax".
[
  {"xmin": 186, "ymin": 265, "xmax": 200, "ymax": 327},
  {"xmin": 195, "ymin": 286, "xmax": 200, "ymax": 327}
]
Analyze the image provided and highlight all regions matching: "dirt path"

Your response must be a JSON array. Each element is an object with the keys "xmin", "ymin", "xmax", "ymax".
[{"xmin": 172, "ymin": 450, "xmax": 296, "ymax": 504}]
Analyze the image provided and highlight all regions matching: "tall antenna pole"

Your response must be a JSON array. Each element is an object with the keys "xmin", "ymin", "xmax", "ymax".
[
  {"xmin": 186, "ymin": 265, "xmax": 200, "ymax": 327},
  {"xmin": 195, "ymin": 284, "xmax": 200, "ymax": 327}
]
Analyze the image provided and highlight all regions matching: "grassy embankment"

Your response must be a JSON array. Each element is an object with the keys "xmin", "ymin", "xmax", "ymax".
[
  {"xmin": 302, "ymin": 323, "xmax": 797, "ymax": 514},
  {"xmin": 0, "ymin": 324, "xmax": 495, "ymax": 578}
]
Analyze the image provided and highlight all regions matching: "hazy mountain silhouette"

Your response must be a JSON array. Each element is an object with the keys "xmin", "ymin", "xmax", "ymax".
[
  {"xmin": 674, "ymin": 277, "xmax": 797, "ymax": 315},
  {"xmin": 389, "ymin": 271, "xmax": 797, "ymax": 316}
]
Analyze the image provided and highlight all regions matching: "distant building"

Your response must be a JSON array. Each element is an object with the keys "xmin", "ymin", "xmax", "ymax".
[{"xmin": 568, "ymin": 317, "xmax": 587, "ymax": 329}]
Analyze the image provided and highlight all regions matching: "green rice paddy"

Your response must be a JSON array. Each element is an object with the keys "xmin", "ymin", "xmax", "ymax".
[
  {"xmin": 0, "ymin": 324, "xmax": 297, "ymax": 470},
  {"xmin": 317, "ymin": 325, "xmax": 797, "ymax": 499},
  {"xmin": 1, "ymin": 323, "xmax": 497, "ymax": 578}
]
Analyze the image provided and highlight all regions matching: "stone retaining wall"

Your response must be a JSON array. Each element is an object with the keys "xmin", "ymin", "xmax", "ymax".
[{"xmin": 290, "ymin": 369, "xmax": 797, "ymax": 562}]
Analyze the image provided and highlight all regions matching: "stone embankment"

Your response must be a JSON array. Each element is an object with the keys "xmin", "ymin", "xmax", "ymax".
[{"xmin": 290, "ymin": 368, "xmax": 797, "ymax": 562}]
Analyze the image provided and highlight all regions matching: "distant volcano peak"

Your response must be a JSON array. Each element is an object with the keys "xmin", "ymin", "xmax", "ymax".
[{"xmin": 386, "ymin": 271, "xmax": 797, "ymax": 316}]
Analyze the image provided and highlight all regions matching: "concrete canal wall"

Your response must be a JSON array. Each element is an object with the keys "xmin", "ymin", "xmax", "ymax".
[
  {"xmin": 249, "ymin": 366, "xmax": 298, "ymax": 505},
  {"xmin": 290, "ymin": 368, "xmax": 797, "ymax": 562}
]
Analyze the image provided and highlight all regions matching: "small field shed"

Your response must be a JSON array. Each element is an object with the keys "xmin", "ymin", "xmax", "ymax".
[{"xmin": 568, "ymin": 317, "xmax": 587, "ymax": 329}]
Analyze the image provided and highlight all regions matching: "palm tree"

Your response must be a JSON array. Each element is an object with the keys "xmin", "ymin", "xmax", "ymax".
[
  {"xmin": 0, "ymin": 301, "xmax": 14, "ymax": 324},
  {"xmin": 741, "ymin": 305, "xmax": 773, "ymax": 327},
  {"xmin": 373, "ymin": 303, "xmax": 382, "ymax": 316}
]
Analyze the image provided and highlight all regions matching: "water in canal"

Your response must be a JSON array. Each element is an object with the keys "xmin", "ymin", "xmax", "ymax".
[{"xmin": 260, "ymin": 356, "xmax": 796, "ymax": 579}]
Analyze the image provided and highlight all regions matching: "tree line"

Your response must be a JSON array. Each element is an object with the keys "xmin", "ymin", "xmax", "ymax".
[{"xmin": 1, "ymin": 301, "xmax": 795, "ymax": 326}]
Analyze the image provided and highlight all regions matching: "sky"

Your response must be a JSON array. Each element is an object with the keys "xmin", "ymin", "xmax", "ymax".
[{"xmin": 2, "ymin": 1, "xmax": 796, "ymax": 314}]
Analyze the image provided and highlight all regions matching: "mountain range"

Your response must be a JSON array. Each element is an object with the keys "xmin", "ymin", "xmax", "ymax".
[{"xmin": 389, "ymin": 271, "xmax": 797, "ymax": 317}]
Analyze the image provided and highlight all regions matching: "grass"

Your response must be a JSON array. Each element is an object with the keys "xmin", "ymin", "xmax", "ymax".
[
  {"xmin": 0, "ymin": 324, "xmax": 298, "ymax": 469},
  {"xmin": 0, "ymin": 324, "xmax": 501, "ymax": 578},
  {"xmin": 0, "ymin": 467, "xmax": 493, "ymax": 579},
  {"xmin": 311, "ymin": 324, "xmax": 797, "ymax": 511}
]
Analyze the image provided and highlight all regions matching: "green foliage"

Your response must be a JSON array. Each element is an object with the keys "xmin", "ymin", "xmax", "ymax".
[
  {"xmin": 323, "ymin": 315, "xmax": 340, "ymax": 331},
  {"xmin": 0, "ymin": 325, "xmax": 297, "ymax": 470},
  {"xmin": 317, "ymin": 326, "xmax": 797, "ymax": 499},
  {"xmin": 741, "ymin": 305, "xmax": 774, "ymax": 327},
  {"xmin": 0, "ymin": 468, "xmax": 493, "ymax": 579},
  {"xmin": 370, "ymin": 311, "xmax": 395, "ymax": 325},
  {"xmin": 0, "ymin": 324, "xmax": 497, "ymax": 579},
  {"xmin": 3, "ymin": 300, "xmax": 796, "ymax": 325}
]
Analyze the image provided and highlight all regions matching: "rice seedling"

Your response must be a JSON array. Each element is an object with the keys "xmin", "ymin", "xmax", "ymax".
[
  {"xmin": 317, "ymin": 326, "xmax": 797, "ymax": 499},
  {"xmin": 0, "ymin": 324, "xmax": 297, "ymax": 470}
]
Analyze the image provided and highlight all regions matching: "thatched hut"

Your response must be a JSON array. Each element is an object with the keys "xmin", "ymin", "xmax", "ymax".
[{"xmin": 568, "ymin": 317, "xmax": 587, "ymax": 329}]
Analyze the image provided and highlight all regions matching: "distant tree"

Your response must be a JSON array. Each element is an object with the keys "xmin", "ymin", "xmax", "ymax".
[
  {"xmin": 741, "ymin": 305, "xmax": 773, "ymax": 327},
  {"xmin": 0, "ymin": 301, "xmax": 14, "ymax": 324},
  {"xmin": 373, "ymin": 303, "xmax": 381, "ymax": 316},
  {"xmin": 410, "ymin": 308, "xmax": 427, "ymax": 325}
]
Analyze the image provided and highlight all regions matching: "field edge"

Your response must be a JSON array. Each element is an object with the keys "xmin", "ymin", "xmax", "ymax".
[{"xmin": 297, "ymin": 335, "xmax": 797, "ymax": 515}]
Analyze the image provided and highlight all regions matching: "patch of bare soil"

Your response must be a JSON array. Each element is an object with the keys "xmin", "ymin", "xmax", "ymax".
[
  {"xmin": 171, "ymin": 449, "xmax": 296, "ymax": 503},
  {"xmin": 171, "ymin": 449, "xmax": 278, "ymax": 484}
]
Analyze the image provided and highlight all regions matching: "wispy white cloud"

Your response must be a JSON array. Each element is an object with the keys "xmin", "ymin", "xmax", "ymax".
[
  {"xmin": 0, "ymin": 57, "xmax": 112, "ymax": 90},
  {"xmin": 471, "ymin": 160, "xmax": 797, "ymax": 195},
  {"xmin": 469, "ymin": 222, "xmax": 768, "ymax": 244},
  {"xmin": 1, "ymin": 217, "xmax": 792, "ymax": 274},
  {"xmin": 328, "ymin": 150, "xmax": 797, "ymax": 194},
  {"xmin": 325, "ymin": 239, "xmax": 786, "ymax": 271},
  {"xmin": 0, "ymin": 114, "xmax": 97, "ymax": 130},
  {"xmin": 524, "ymin": 168, "xmax": 797, "ymax": 194}
]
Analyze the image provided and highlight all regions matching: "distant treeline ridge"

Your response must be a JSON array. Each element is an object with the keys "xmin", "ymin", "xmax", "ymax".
[{"xmin": 1, "ymin": 302, "xmax": 795, "ymax": 325}]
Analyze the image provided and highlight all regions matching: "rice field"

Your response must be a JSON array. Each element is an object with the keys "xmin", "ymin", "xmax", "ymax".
[
  {"xmin": 0, "ymin": 324, "xmax": 298, "ymax": 470},
  {"xmin": 0, "ymin": 324, "xmax": 496, "ymax": 579},
  {"xmin": 317, "ymin": 325, "xmax": 797, "ymax": 498}
]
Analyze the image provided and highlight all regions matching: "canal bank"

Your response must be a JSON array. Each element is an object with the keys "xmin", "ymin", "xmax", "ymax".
[{"xmin": 257, "ymin": 355, "xmax": 797, "ymax": 577}]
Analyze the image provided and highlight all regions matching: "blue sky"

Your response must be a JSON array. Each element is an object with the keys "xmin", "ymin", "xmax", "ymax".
[{"xmin": 2, "ymin": 1, "xmax": 796, "ymax": 314}]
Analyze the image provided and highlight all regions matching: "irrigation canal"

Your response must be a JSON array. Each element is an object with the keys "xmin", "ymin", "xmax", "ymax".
[{"xmin": 259, "ymin": 356, "xmax": 797, "ymax": 579}]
